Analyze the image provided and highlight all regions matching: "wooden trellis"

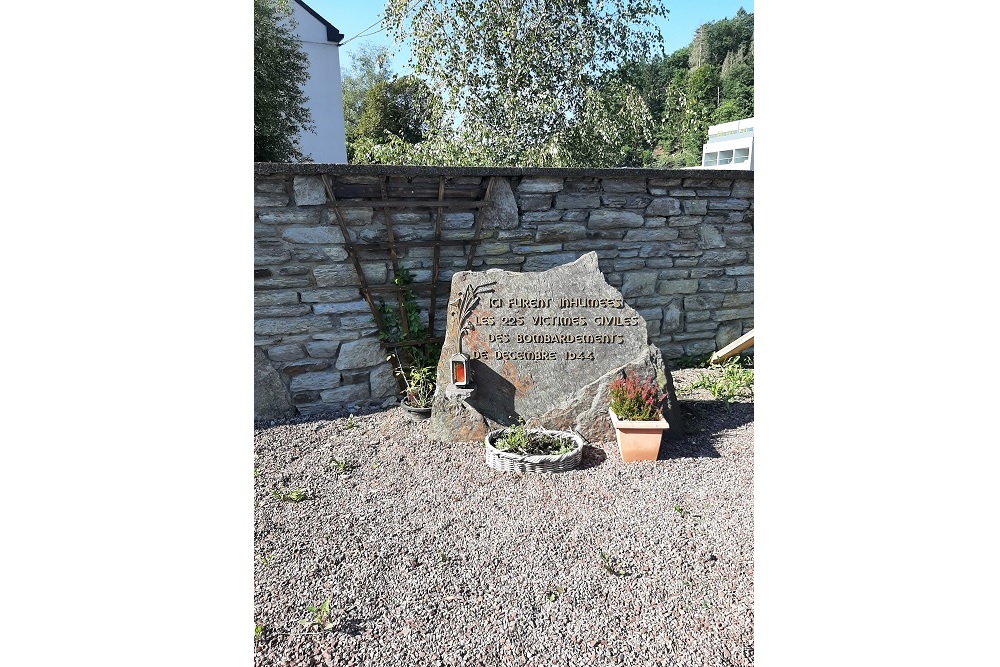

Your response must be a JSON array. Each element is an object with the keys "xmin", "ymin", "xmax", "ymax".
[{"xmin": 320, "ymin": 174, "xmax": 497, "ymax": 387}]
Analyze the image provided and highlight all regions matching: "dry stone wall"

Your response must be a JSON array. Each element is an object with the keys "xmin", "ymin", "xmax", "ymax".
[{"xmin": 254, "ymin": 164, "xmax": 753, "ymax": 418}]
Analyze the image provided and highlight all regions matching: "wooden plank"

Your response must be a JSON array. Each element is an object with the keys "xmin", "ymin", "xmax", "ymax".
[
  {"xmin": 429, "ymin": 176, "xmax": 445, "ymax": 336},
  {"xmin": 379, "ymin": 175, "xmax": 409, "ymax": 339},
  {"xmin": 332, "ymin": 199, "xmax": 490, "ymax": 209},
  {"xmin": 464, "ymin": 176, "xmax": 496, "ymax": 271},
  {"xmin": 382, "ymin": 337, "xmax": 444, "ymax": 349},
  {"xmin": 709, "ymin": 328, "xmax": 755, "ymax": 364},
  {"xmin": 347, "ymin": 239, "xmax": 473, "ymax": 251},
  {"xmin": 320, "ymin": 175, "xmax": 388, "ymax": 335}
]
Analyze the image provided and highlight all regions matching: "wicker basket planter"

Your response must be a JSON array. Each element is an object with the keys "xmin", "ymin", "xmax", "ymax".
[{"xmin": 484, "ymin": 428, "xmax": 585, "ymax": 473}]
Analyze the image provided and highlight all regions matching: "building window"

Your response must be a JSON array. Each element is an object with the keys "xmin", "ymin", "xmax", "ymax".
[
  {"xmin": 718, "ymin": 150, "xmax": 734, "ymax": 165},
  {"xmin": 703, "ymin": 152, "xmax": 718, "ymax": 167},
  {"xmin": 734, "ymin": 147, "xmax": 750, "ymax": 163}
]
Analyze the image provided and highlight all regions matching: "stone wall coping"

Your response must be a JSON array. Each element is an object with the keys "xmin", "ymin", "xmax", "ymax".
[{"xmin": 254, "ymin": 163, "xmax": 753, "ymax": 180}]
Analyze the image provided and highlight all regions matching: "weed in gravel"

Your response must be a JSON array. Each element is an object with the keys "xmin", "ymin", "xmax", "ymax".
[
  {"xmin": 330, "ymin": 457, "xmax": 355, "ymax": 473},
  {"xmin": 598, "ymin": 550, "xmax": 629, "ymax": 577},
  {"xmin": 260, "ymin": 553, "xmax": 273, "ymax": 567},
  {"xmin": 254, "ymin": 623, "xmax": 265, "ymax": 641},
  {"xmin": 272, "ymin": 487, "xmax": 310, "ymax": 502},
  {"xmin": 545, "ymin": 585, "xmax": 566, "ymax": 602},
  {"xmin": 679, "ymin": 356, "xmax": 754, "ymax": 407},
  {"xmin": 299, "ymin": 599, "xmax": 335, "ymax": 632},
  {"xmin": 345, "ymin": 414, "xmax": 357, "ymax": 429}
]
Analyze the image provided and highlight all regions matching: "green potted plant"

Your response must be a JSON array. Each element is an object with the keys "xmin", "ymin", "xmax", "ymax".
[
  {"xmin": 394, "ymin": 362, "xmax": 436, "ymax": 421},
  {"xmin": 607, "ymin": 371, "xmax": 669, "ymax": 462},
  {"xmin": 484, "ymin": 418, "xmax": 585, "ymax": 473}
]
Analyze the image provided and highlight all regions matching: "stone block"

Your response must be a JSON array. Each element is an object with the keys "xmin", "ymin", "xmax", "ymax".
[
  {"xmin": 667, "ymin": 216, "xmax": 702, "ymax": 227},
  {"xmin": 254, "ymin": 347, "xmax": 296, "ymax": 419},
  {"xmin": 281, "ymin": 227, "xmax": 345, "ymax": 244},
  {"xmin": 555, "ymin": 193, "xmax": 601, "ymax": 209},
  {"xmin": 313, "ymin": 265, "xmax": 359, "ymax": 287},
  {"xmin": 255, "ymin": 316, "xmax": 333, "ymax": 336},
  {"xmin": 267, "ymin": 344, "xmax": 305, "ymax": 362},
  {"xmin": 369, "ymin": 362, "xmax": 399, "ymax": 399},
  {"xmin": 681, "ymin": 199, "xmax": 708, "ymax": 215},
  {"xmin": 536, "ymin": 224, "xmax": 586, "ymax": 243},
  {"xmin": 716, "ymin": 323, "xmax": 744, "ymax": 350},
  {"xmin": 736, "ymin": 277, "xmax": 754, "ymax": 292},
  {"xmin": 646, "ymin": 198, "xmax": 681, "ymax": 217},
  {"xmin": 256, "ymin": 208, "xmax": 321, "ymax": 225},
  {"xmin": 255, "ymin": 305, "xmax": 311, "ymax": 318},
  {"xmin": 588, "ymin": 210, "xmax": 644, "ymax": 228},
  {"xmin": 700, "ymin": 278, "xmax": 737, "ymax": 292},
  {"xmin": 516, "ymin": 177, "xmax": 564, "ymax": 193},
  {"xmin": 293, "ymin": 176, "xmax": 327, "ymax": 205},
  {"xmin": 255, "ymin": 193, "xmax": 289, "ymax": 207},
  {"xmin": 698, "ymin": 226, "xmax": 726, "ymax": 249},
  {"xmin": 523, "ymin": 252, "xmax": 581, "ymax": 272},
  {"xmin": 299, "ymin": 288, "xmax": 361, "ymax": 303},
  {"xmin": 715, "ymin": 307, "xmax": 754, "ymax": 321},
  {"xmin": 684, "ymin": 294, "xmax": 725, "ymax": 310},
  {"xmin": 313, "ymin": 300, "xmax": 371, "ymax": 315},
  {"xmin": 255, "ymin": 290, "xmax": 300, "ymax": 307},
  {"xmin": 701, "ymin": 249, "xmax": 748, "ymax": 265},
  {"xmin": 708, "ymin": 198, "xmax": 751, "ymax": 211},
  {"xmin": 289, "ymin": 370, "xmax": 342, "ymax": 392},
  {"xmin": 522, "ymin": 210, "xmax": 563, "ymax": 223},
  {"xmin": 621, "ymin": 271, "xmax": 658, "ymax": 297},
  {"xmin": 320, "ymin": 384, "xmax": 370, "ymax": 402},
  {"xmin": 623, "ymin": 228, "xmax": 680, "ymax": 243},
  {"xmin": 600, "ymin": 178, "xmax": 647, "ymax": 193},
  {"xmin": 656, "ymin": 279, "xmax": 699, "ymax": 295},
  {"xmin": 305, "ymin": 340, "xmax": 340, "ymax": 357},
  {"xmin": 336, "ymin": 337, "xmax": 385, "ymax": 370},
  {"xmin": 517, "ymin": 194, "xmax": 553, "ymax": 211}
]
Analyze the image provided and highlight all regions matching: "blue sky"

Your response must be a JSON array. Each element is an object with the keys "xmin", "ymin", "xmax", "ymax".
[{"xmin": 301, "ymin": 0, "xmax": 754, "ymax": 73}]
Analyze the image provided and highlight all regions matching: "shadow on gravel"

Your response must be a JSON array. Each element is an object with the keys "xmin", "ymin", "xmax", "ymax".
[
  {"xmin": 577, "ymin": 444, "xmax": 608, "ymax": 470},
  {"xmin": 657, "ymin": 399, "xmax": 754, "ymax": 459}
]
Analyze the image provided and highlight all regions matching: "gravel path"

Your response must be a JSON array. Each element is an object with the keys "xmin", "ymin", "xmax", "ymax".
[{"xmin": 254, "ymin": 367, "xmax": 753, "ymax": 667}]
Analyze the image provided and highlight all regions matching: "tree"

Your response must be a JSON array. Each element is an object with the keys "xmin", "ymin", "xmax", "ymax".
[
  {"xmin": 349, "ymin": 75, "xmax": 440, "ymax": 162},
  {"xmin": 341, "ymin": 43, "xmax": 394, "ymax": 139},
  {"xmin": 254, "ymin": 0, "xmax": 312, "ymax": 162},
  {"xmin": 382, "ymin": 0, "xmax": 669, "ymax": 167}
]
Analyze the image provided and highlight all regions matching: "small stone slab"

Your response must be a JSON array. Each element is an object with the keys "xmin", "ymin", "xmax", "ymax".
[{"xmin": 428, "ymin": 252, "xmax": 682, "ymax": 443}]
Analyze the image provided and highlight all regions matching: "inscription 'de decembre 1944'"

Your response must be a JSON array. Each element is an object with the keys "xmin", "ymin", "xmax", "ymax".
[{"xmin": 469, "ymin": 295, "xmax": 641, "ymax": 362}]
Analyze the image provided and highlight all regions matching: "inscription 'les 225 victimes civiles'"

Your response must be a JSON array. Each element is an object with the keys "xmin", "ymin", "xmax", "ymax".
[{"xmin": 470, "ymin": 296, "xmax": 641, "ymax": 362}]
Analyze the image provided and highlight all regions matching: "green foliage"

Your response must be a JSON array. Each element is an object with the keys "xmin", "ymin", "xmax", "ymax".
[
  {"xmin": 299, "ymin": 599, "xmax": 335, "ymax": 632},
  {"xmin": 376, "ymin": 267, "xmax": 442, "ymax": 371},
  {"xmin": 681, "ymin": 356, "xmax": 754, "ymax": 406},
  {"xmin": 342, "ymin": 43, "xmax": 394, "ymax": 139},
  {"xmin": 349, "ymin": 75, "xmax": 438, "ymax": 161},
  {"xmin": 254, "ymin": 0, "xmax": 312, "ymax": 162},
  {"xmin": 272, "ymin": 487, "xmax": 309, "ymax": 502},
  {"xmin": 545, "ymin": 585, "xmax": 566, "ymax": 602},
  {"xmin": 394, "ymin": 361, "xmax": 436, "ymax": 408},
  {"xmin": 382, "ymin": 0, "xmax": 668, "ymax": 167},
  {"xmin": 608, "ymin": 371, "xmax": 662, "ymax": 421},
  {"xmin": 330, "ymin": 457, "xmax": 355, "ymax": 473},
  {"xmin": 598, "ymin": 550, "xmax": 629, "ymax": 577},
  {"xmin": 254, "ymin": 623, "xmax": 265, "ymax": 641},
  {"xmin": 494, "ymin": 419, "xmax": 576, "ymax": 456}
]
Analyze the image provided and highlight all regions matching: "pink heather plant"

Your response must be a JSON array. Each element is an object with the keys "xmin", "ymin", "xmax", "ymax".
[{"xmin": 608, "ymin": 371, "xmax": 662, "ymax": 421}]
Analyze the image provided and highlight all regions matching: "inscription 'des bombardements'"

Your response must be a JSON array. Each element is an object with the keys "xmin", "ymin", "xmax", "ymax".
[{"xmin": 463, "ymin": 289, "xmax": 642, "ymax": 362}]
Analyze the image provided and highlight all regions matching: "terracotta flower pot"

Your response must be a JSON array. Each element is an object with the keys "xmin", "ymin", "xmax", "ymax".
[{"xmin": 608, "ymin": 407, "xmax": 668, "ymax": 462}]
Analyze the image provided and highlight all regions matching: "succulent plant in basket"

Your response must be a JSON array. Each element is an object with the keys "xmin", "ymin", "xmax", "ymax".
[
  {"xmin": 484, "ymin": 418, "xmax": 585, "ymax": 473},
  {"xmin": 607, "ymin": 371, "xmax": 668, "ymax": 462}
]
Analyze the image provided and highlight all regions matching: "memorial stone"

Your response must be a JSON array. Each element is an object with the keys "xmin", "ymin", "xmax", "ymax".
[{"xmin": 428, "ymin": 252, "xmax": 683, "ymax": 443}]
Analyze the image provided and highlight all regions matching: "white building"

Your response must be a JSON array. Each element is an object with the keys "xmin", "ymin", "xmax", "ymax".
[
  {"xmin": 700, "ymin": 117, "xmax": 754, "ymax": 170},
  {"xmin": 289, "ymin": 0, "xmax": 347, "ymax": 163}
]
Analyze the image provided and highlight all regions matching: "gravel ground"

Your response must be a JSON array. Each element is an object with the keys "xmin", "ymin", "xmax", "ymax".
[{"xmin": 254, "ymin": 366, "xmax": 753, "ymax": 667}]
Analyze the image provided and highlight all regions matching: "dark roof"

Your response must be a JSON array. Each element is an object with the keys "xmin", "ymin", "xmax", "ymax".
[{"xmin": 292, "ymin": 0, "xmax": 345, "ymax": 43}]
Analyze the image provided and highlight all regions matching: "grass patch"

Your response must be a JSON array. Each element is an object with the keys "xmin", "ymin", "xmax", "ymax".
[{"xmin": 679, "ymin": 356, "xmax": 753, "ymax": 406}]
